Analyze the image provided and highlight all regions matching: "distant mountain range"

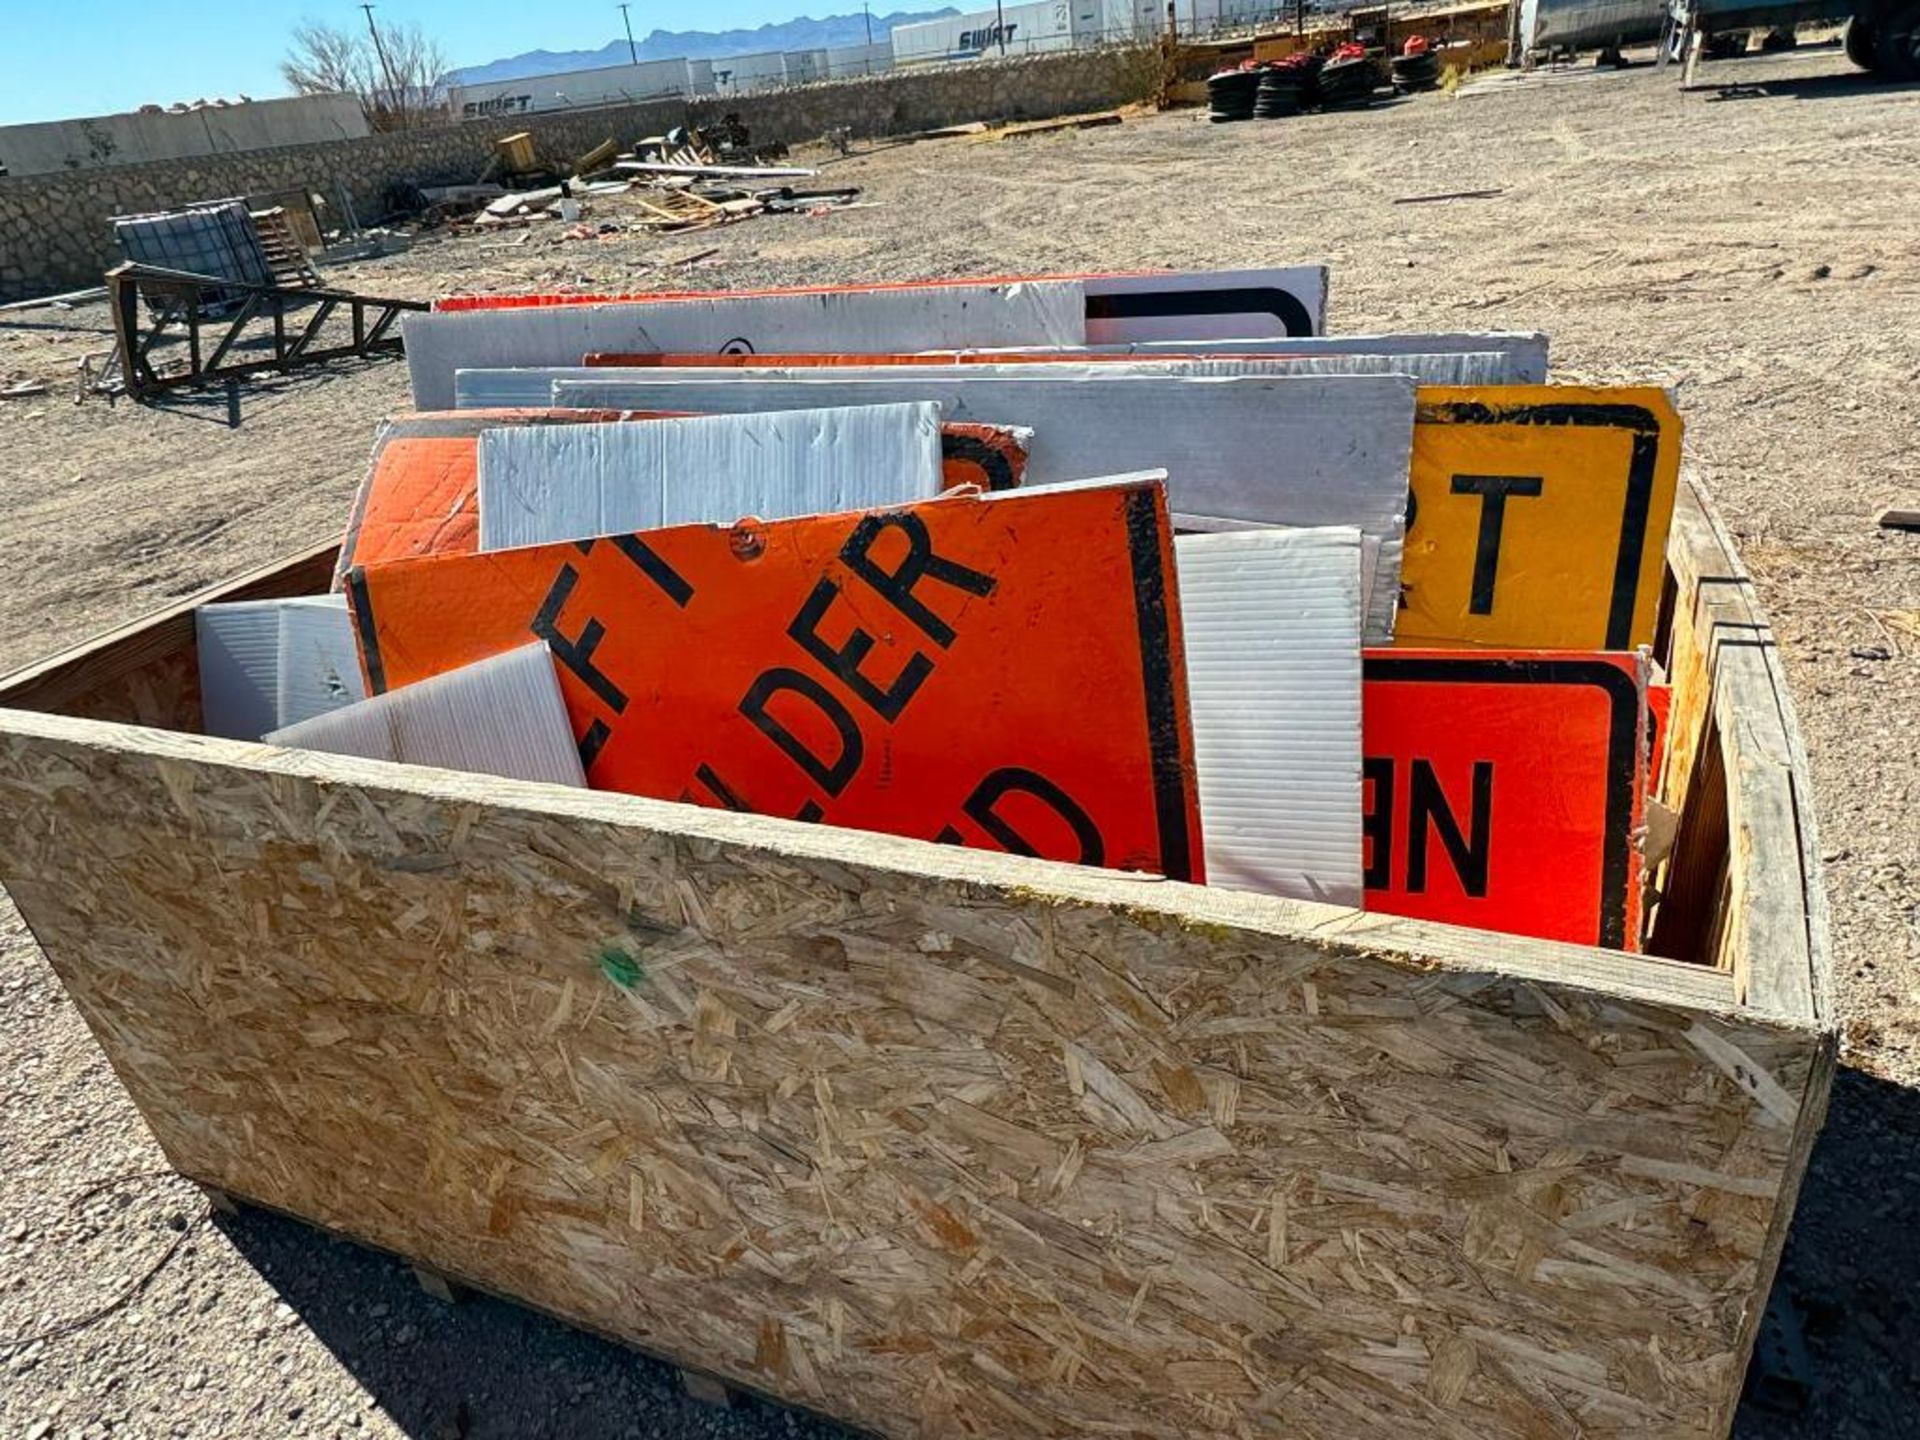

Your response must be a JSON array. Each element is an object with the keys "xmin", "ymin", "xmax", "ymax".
[{"xmin": 447, "ymin": 10, "xmax": 959, "ymax": 83}]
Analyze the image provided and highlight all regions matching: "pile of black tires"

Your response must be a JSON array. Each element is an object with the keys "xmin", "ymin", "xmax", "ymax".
[
  {"xmin": 1318, "ymin": 54, "xmax": 1383, "ymax": 107},
  {"xmin": 1254, "ymin": 55, "xmax": 1323, "ymax": 116},
  {"xmin": 1206, "ymin": 67, "xmax": 1264, "ymax": 121},
  {"xmin": 1208, "ymin": 52, "xmax": 1388, "ymax": 122},
  {"xmin": 1390, "ymin": 47, "xmax": 1442, "ymax": 92}
]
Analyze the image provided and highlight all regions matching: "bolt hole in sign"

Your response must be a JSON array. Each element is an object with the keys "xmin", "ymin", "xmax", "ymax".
[
  {"xmin": 1362, "ymin": 650, "xmax": 1650, "ymax": 950},
  {"xmin": 1397, "ymin": 386, "xmax": 1681, "ymax": 651},
  {"xmin": 346, "ymin": 475, "xmax": 1205, "ymax": 882}
]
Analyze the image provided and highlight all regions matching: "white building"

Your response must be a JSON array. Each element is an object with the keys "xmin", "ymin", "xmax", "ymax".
[
  {"xmin": 708, "ymin": 51, "xmax": 790, "ymax": 93},
  {"xmin": 891, "ymin": 0, "xmax": 1077, "ymax": 63},
  {"xmin": 783, "ymin": 49, "xmax": 831, "ymax": 84},
  {"xmin": 824, "ymin": 41, "xmax": 895, "ymax": 78},
  {"xmin": 0, "ymin": 94, "xmax": 368, "ymax": 178},
  {"xmin": 445, "ymin": 59, "xmax": 695, "ymax": 119}
]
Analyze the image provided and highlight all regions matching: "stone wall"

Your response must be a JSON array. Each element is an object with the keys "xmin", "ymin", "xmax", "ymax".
[{"xmin": 0, "ymin": 47, "xmax": 1157, "ymax": 303}]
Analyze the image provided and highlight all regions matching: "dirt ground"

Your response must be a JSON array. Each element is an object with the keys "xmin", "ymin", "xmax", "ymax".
[{"xmin": 2, "ymin": 39, "xmax": 1917, "ymax": 1440}]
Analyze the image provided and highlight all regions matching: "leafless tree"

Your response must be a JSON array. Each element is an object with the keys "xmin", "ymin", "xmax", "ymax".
[
  {"xmin": 370, "ymin": 21, "xmax": 452, "ymax": 127},
  {"xmin": 281, "ymin": 17, "xmax": 449, "ymax": 129},
  {"xmin": 282, "ymin": 21, "xmax": 373, "ymax": 100}
]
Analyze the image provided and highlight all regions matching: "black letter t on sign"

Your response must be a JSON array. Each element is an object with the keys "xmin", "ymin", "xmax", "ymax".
[{"xmin": 1450, "ymin": 474, "xmax": 1543, "ymax": 616}]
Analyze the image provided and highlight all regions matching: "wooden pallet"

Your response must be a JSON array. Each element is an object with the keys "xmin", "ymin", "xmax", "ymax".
[{"xmin": 248, "ymin": 208, "xmax": 320, "ymax": 289}]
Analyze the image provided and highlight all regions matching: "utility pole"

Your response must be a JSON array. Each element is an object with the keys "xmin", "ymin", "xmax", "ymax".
[
  {"xmin": 618, "ymin": 3, "xmax": 639, "ymax": 64},
  {"xmin": 359, "ymin": 3, "xmax": 402, "ymax": 117},
  {"xmin": 863, "ymin": 0, "xmax": 872, "ymax": 44},
  {"xmin": 995, "ymin": 0, "xmax": 1007, "ymax": 53}
]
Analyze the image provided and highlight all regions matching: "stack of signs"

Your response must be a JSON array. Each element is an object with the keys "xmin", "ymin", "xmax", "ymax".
[
  {"xmin": 533, "ymin": 370, "xmax": 1418, "ymax": 641},
  {"xmin": 204, "ymin": 267, "xmax": 1685, "ymax": 957}
]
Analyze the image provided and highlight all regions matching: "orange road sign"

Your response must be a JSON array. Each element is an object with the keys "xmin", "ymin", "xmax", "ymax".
[
  {"xmin": 1362, "ymin": 649, "xmax": 1648, "ymax": 949},
  {"xmin": 347, "ymin": 478, "xmax": 1203, "ymax": 882},
  {"xmin": 1397, "ymin": 387, "xmax": 1681, "ymax": 651},
  {"xmin": 1647, "ymin": 682, "xmax": 1672, "ymax": 794}
]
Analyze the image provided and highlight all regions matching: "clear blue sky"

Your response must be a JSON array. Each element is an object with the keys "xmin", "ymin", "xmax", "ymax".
[{"xmin": 0, "ymin": 1, "xmax": 815, "ymax": 125}]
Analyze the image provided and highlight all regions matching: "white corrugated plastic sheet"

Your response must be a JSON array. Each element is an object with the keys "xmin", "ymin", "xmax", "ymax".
[
  {"xmin": 199, "ymin": 596, "xmax": 368, "ymax": 739},
  {"xmin": 268, "ymin": 643, "xmax": 586, "ymax": 788},
  {"xmin": 451, "ymin": 349, "xmax": 1540, "ymax": 409},
  {"xmin": 1175, "ymin": 528, "xmax": 1365, "ymax": 906},
  {"xmin": 195, "ymin": 601, "xmax": 284, "ymax": 741},
  {"xmin": 275, "ymin": 596, "xmax": 366, "ymax": 729},
  {"xmin": 475, "ymin": 403, "xmax": 946, "ymax": 551}
]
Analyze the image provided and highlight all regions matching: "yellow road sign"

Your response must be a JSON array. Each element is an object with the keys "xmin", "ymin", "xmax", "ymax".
[{"xmin": 1397, "ymin": 386, "xmax": 1681, "ymax": 650}]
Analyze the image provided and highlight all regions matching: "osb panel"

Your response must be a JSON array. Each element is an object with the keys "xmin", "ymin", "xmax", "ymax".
[{"xmin": 0, "ymin": 723, "xmax": 1829, "ymax": 1440}]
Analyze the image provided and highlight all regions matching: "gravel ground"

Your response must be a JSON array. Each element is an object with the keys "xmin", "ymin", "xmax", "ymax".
[{"xmin": 2, "ymin": 41, "xmax": 1917, "ymax": 1439}]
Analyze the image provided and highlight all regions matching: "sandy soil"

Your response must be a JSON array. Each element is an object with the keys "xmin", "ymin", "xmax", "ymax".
[{"xmin": 2, "ymin": 41, "xmax": 1917, "ymax": 1439}]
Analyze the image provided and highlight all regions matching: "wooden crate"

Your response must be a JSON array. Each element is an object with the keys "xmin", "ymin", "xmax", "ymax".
[
  {"xmin": 497, "ymin": 131, "xmax": 537, "ymax": 173},
  {"xmin": 0, "ymin": 478, "xmax": 1832, "ymax": 1439}
]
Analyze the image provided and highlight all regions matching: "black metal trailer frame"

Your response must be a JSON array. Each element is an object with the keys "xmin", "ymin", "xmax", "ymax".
[{"xmin": 106, "ymin": 261, "xmax": 426, "ymax": 402}]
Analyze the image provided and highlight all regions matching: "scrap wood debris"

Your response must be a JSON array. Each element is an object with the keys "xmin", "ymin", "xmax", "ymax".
[{"xmin": 434, "ymin": 123, "xmax": 857, "ymax": 242}]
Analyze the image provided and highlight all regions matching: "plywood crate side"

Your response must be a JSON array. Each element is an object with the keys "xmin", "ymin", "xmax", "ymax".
[
  {"xmin": 0, "ymin": 702, "xmax": 1829, "ymax": 1440},
  {"xmin": 1654, "ymin": 479, "xmax": 1830, "ymax": 1028}
]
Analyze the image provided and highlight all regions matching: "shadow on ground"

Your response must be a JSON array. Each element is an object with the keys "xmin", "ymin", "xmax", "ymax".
[
  {"xmin": 1735, "ymin": 1065, "xmax": 1920, "ymax": 1439},
  {"xmin": 221, "ymin": 1063, "xmax": 1920, "ymax": 1439},
  {"xmin": 221, "ymin": 1207, "xmax": 858, "ymax": 1440},
  {"xmin": 1699, "ymin": 68, "xmax": 1920, "ymax": 103}
]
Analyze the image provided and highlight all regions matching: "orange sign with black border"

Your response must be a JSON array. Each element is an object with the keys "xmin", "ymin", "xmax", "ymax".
[
  {"xmin": 1362, "ymin": 649, "xmax": 1647, "ymax": 949},
  {"xmin": 347, "ymin": 480, "xmax": 1202, "ymax": 882}
]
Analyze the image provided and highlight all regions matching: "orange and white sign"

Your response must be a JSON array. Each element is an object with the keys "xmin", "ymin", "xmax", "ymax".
[
  {"xmin": 1362, "ymin": 649, "xmax": 1648, "ymax": 949},
  {"xmin": 334, "ymin": 409, "xmax": 638, "ymax": 586},
  {"xmin": 336, "ymin": 410, "xmax": 1031, "ymax": 587},
  {"xmin": 433, "ymin": 266, "xmax": 1328, "ymax": 338},
  {"xmin": 347, "ymin": 478, "xmax": 1203, "ymax": 881}
]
